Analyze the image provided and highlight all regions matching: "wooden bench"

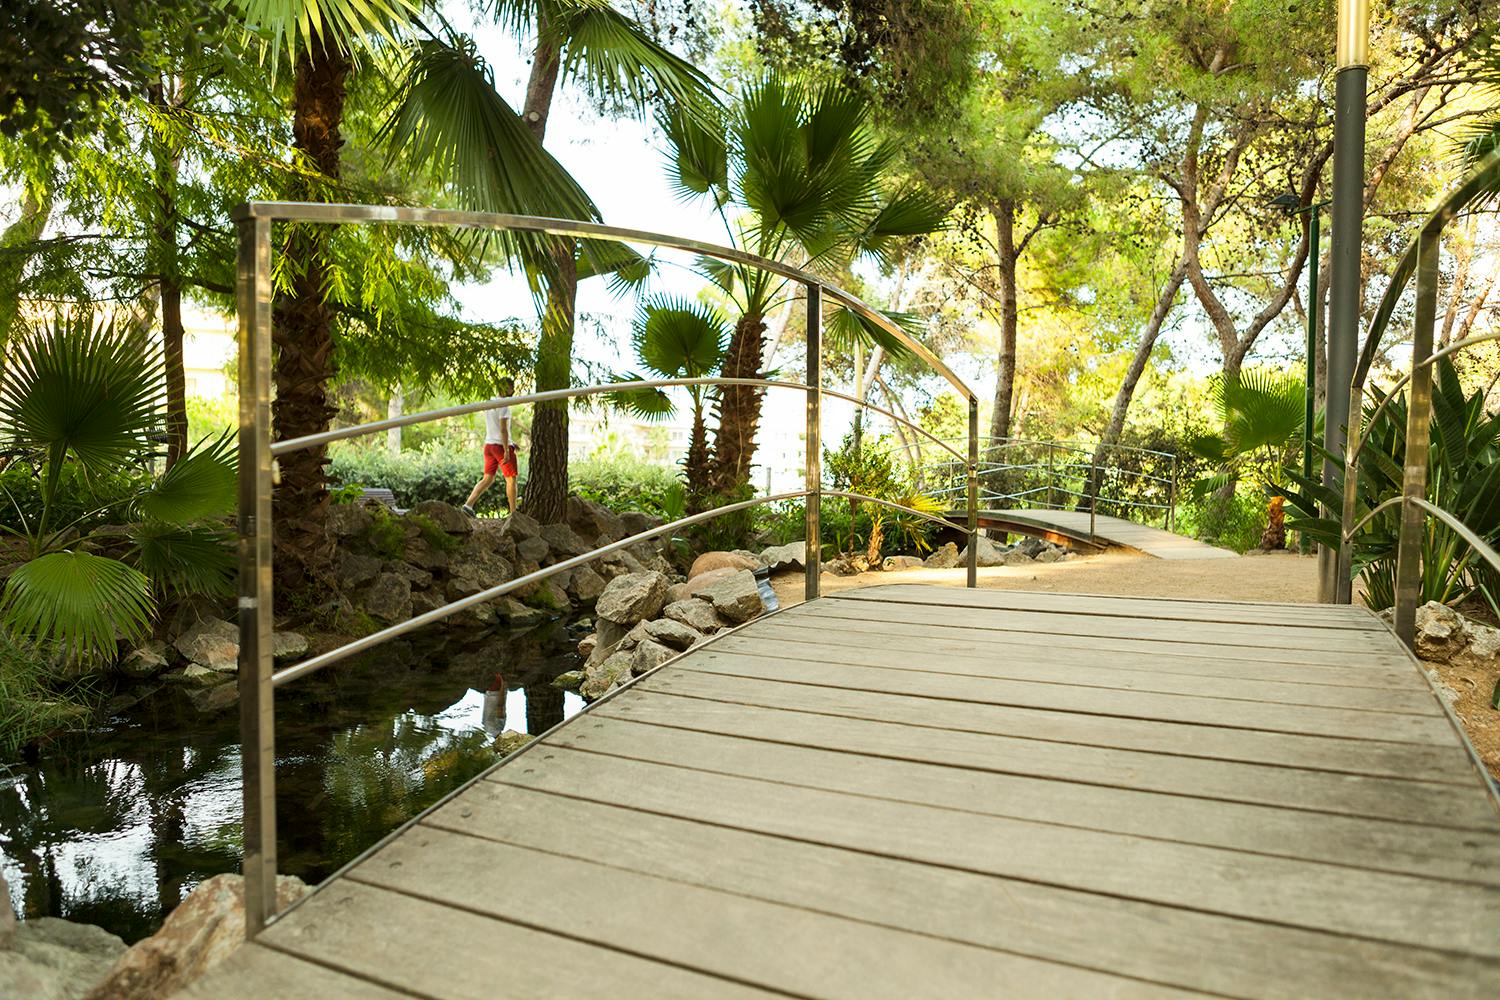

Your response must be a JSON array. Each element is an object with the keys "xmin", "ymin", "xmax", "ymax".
[{"xmin": 359, "ymin": 487, "xmax": 407, "ymax": 515}]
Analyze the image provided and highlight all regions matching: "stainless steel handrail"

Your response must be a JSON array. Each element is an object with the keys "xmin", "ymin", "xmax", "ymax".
[{"xmin": 233, "ymin": 201, "xmax": 980, "ymax": 937}]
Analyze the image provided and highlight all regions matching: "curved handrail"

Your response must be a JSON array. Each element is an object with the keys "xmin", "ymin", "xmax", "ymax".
[
  {"xmin": 1346, "ymin": 331, "xmax": 1500, "ymax": 461},
  {"xmin": 233, "ymin": 201, "xmax": 973, "ymax": 400},
  {"xmin": 273, "ymin": 489, "xmax": 810, "ymax": 687}
]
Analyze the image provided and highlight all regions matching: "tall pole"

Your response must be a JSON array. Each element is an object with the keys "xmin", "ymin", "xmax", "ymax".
[
  {"xmin": 1302, "ymin": 207, "xmax": 1320, "ymax": 555},
  {"xmin": 1319, "ymin": 0, "xmax": 1369, "ymax": 603},
  {"xmin": 804, "ymin": 284, "xmax": 822, "ymax": 601}
]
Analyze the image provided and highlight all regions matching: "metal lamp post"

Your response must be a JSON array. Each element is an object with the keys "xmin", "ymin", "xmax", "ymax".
[
  {"xmin": 1272, "ymin": 193, "xmax": 1332, "ymax": 555},
  {"xmin": 1320, "ymin": 0, "xmax": 1370, "ymax": 602}
]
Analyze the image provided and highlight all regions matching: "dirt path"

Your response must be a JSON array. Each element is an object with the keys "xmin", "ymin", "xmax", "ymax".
[{"xmin": 772, "ymin": 547, "xmax": 1321, "ymax": 607}]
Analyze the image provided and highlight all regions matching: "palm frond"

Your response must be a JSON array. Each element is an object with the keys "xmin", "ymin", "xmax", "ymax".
[
  {"xmin": 633, "ymin": 295, "xmax": 729, "ymax": 378},
  {"xmin": 128, "ymin": 523, "xmax": 237, "ymax": 598},
  {"xmin": 857, "ymin": 186, "xmax": 952, "ymax": 267},
  {"xmin": 659, "ymin": 105, "xmax": 729, "ymax": 204},
  {"xmin": 558, "ymin": 4, "xmax": 721, "ymax": 123},
  {"xmin": 2, "ymin": 551, "xmax": 153, "ymax": 659},
  {"xmin": 1, "ymin": 311, "xmax": 164, "ymax": 479},
  {"xmin": 693, "ymin": 255, "xmax": 738, "ymax": 294},
  {"xmin": 824, "ymin": 307, "xmax": 922, "ymax": 360},
  {"xmin": 230, "ymin": 0, "xmax": 416, "ymax": 64},
  {"xmin": 135, "ymin": 432, "xmax": 237, "ymax": 524},
  {"xmin": 602, "ymin": 373, "xmax": 675, "ymax": 420},
  {"xmin": 1213, "ymin": 369, "xmax": 1304, "ymax": 456}
]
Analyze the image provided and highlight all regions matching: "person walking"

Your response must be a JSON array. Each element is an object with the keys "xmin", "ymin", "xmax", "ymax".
[{"xmin": 462, "ymin": 377, "xmax": 519, "ymax": 516}]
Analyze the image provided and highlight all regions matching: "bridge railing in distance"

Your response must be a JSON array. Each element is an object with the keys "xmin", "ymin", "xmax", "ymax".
[
  {"xmin": 230, "ymin": 202, "xmax": 979, "ymax": 937},
  {"xmin": 915, "ymin": 436, "xmax": 1180, "ymax": 536},
  {"xmin": 1335, "ymin": 154, "xmax": 1500, "ymax": 647}
]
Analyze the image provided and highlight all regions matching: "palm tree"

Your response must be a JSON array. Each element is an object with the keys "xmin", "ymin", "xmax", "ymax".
[
  {"xmin": 659, "ymin": 75, "xmax": 950, "ymax": 496},
  {"xmin": 609, "ymin": 294, "xmax": 729, "ymax": 500},
  {"xmin": 1186, "ymin": 369, "xmax": 1305, "ymax": 550},
  {"xmin": 0, "ymin": 312, "xmax": 237, "ymax": 661},
  {"xmin": 228, "ymin": 1, "xmax": 605, "ymax": 581},
  {"xmin": 384, "ymin": 2, "xmax": 719, "ymax": 524}
]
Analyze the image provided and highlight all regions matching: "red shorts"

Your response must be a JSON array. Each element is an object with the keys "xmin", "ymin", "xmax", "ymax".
[{"xmin": 484, "ymin": 443, "xmax": 517, "ymax": 477}]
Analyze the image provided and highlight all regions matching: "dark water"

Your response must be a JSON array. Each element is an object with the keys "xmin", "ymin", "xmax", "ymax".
[{"xmin": 0, "ymin": 619, "xmax": 586, "ymax": 943}]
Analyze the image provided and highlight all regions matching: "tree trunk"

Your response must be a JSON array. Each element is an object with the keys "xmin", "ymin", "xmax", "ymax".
[
  {"xmin": 709, "ymin": 311, "xmax": 769, "ymax": 495},
  {"xmin": 987, "ymin": 199, "xmax": 1019, "ymax": 444},
  {"xmin": 0, "ymin": 188, "xmax": 49, "ymax": 349},
  {"xmin": 272, "ymin": 42, "xmax": 349, "ymax": 589},
  {"xmin": 515, "ymin": 27, "xmax": 577, "ymax": 524},
  {"xmin": 148, "ymin": 80, "xmax": 188, "ymax": 467},
  {"xmin": 386, "ymin": 384, "xmax": 403, "ymax": 455},
  {"xmin": 685, "ymin": 397, "xmax": 712, "ymax": 502},
  {"xmin": 519, "ymin": 253, "xmax": 577, "ymax": 524},
  {"xmin": 161, "ymin": 281, "xmax": 188, "ymax": 466}
]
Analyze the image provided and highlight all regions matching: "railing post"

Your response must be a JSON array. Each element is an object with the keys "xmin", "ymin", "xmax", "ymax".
[
  {"xmin": 235, "ymin": 213, "xmax": 278, "ymax": 937},
  {"xmin": 804, "ymin": 284, "xmax": 822, "ymax": 600},
  {"xmin": 1046, "ymin": 443, "xmax": 1055, "ymax": 509},
  {"xmin": 1167, "ymin": 454, "xmax": 1178, "ymax": 533},
  {"xmin": 967, "ymin": 396, "xmax": 978, "ymax": 587},
  {"xmin": 1089, "ymin": 449, "xmax": 1099, "ymax": 541},
  {"xmin": 1393, "ymin": 224, "xmax": 1440, "ymax": 647}
]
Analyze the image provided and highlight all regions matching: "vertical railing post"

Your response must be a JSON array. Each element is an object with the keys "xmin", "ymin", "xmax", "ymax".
[
  {"xmin": 1089, "ymin": 448, "xmax": 1099, "ymax": 541},
  {"xmin": 804, "ymin": 284, "xmax": 822, "ymax": 600},
  {"xmin": 1046, "ymin": 443, "xmax": 1055, "ymax": 509},
  {"xmin": 1393, "ymin": 224, "xmax": 1440, "ymax": 647},
  {"xmin": 1167, "ymin": 454, "xmax": 1178, "ymax": 533},
  {"xmin": 966, "ymin": 397, "xmax": 978, "ymax": 588},
  {"xmin": 235, "ymin": 213, "xmax": 277, "ymax": 937}
]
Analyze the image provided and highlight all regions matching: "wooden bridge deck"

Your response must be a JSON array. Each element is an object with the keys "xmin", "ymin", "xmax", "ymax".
[
  {"xmin": 188, "ymin": 585, "xmax": 1500, "ymax": 999},
  {"xmin": 973, "ymin": 507, "xmax": 1239, "ymax": 559}
]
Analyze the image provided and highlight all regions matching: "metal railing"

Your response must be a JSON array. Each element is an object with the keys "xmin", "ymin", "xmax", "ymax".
[
  {"xmin": 1335, "ymin": 187, "xmax": 1500, "ymax": 648},
  {"xmin": 916, "ymin": 437, "xmax": 1180, "ymax": 537},
  {"xmin": 231, "ymin": 202, "xmax": 979, "ymax": 935}
]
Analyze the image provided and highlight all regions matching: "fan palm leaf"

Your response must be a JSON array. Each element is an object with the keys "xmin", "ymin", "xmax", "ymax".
[
  {"xmin": 633, "ymin": 295, "xmax": 729, "ymax": 379},
  {"xmin": 135, "ymin": 432, "xmax": 237, "ymax": 523},
  {"xmin": 2, "ymin": 551, "xmax": 153, "ymax": 660},
  {"xmin": 556, "ymin": 4, "xmax": 719, "ymax": 124},
  {"xmin": 229, "ymin": 0, "xmax": 416, "ymax": 64},
  {"xmin": 825, "ymin": 307, "xmax": 923, "ymax": 361},
  {"xmin": 128, "ymin": 523, "xmax": 238, "ymax": 598}
]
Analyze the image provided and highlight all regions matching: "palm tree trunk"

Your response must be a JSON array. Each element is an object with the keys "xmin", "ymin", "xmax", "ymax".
[
  {"xmin": 710, "ymin": 311, "xmax": 769, "ymax": 494},
  {"xmin": 988, "ymin": 199, "xmax": 1019, "ymax": 444},
  {"xmin": 272, "ymin": 42, "xmax": 349, "ymax": 587},
  {"xmin": 685, "ymin": 396, "xmax": 711, "ymax": 502},
  {"xmin": 148, "ymin": 80, "xmax": 189, "ymax": 468},
  {"xmin": 161, "ymin": 280, "xmax": 188, "ymax": 466},
  {"xmin": 0, "ymin": 187, "xmax": 49, "ymax": 350}
]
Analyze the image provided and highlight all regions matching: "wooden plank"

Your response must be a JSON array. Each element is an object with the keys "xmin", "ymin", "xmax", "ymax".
[
  {"xmin": 487, "ymin": 747, "xmax": 1500, "ymax": 958},
  {"xmin": 833, "ymin": 584, "xmax": 1386, "ymax": 629},
  {"xmin": 175, "ymin": 943, "xmax": 412, "ymax": 999},
  {"xmin": 259, "ymin": 880, "xmax": 781, "ymax": 1000},
  {"xmin": 565, "ymin": 711, "xmax": 1500, "ymax": 885},
  {"xmin": 610, "ymin": 689, "xmax": 1491, "ymax": 824},
  {"xmin": 706, "ymin": 630, "xmax": 1438, "ymax": 712},
  {"xmin": 738, "ymin": 619, "xmax": 1419, "ymax": 690},
  {"xmin": 429, "ymin": 782, "xmax": 1500, "ymax": 1000},
  {"xmin": 643, "ymin": 670, "xmax": 1491, "ymax": 802},
  {"xmin": 786, "ymin": 602, "xmax": 1412, "ymax": 669},
  {"xmin": 351, "ymin": 826, "xmax": 1202, "ymax": 999},
  {"xmin": 787, "ymin": 597, "xmax": 1397, "ymax": 653},
  {"xmin": 683, "ymin": 648, "xmax": 1452, "ymax": 742},
  {"xmin": 981, "ymin": 510, "xmax": 1238, "ymax": 560}
]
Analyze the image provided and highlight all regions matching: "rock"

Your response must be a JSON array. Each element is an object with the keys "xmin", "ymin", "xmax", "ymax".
[
  {"xmin": 618, "ymin": 621, "xmax": 650, "ymax": 652},
  {"xmin": 119, "ymin": 641, "xmax": 169, "ymax": 679},
  {"xmin": 822, "ymin": 555, "xmax": 864, "ymax": 576},
  {"xmin": 882, "ymin": 555, "xmax": 924, "ymax": 572},
  {"xmin": 362, "ymin": 572, "xmax": 412, "ymax": 624},
  {"xmin": 689, "ymin": 550, "xmax": 760, "ymax": 580},
  {"xmin": 961, "ymin": 535, "xmax": 1011, "ymax": 568},
  {"xmin": 685, "ymin": 566, "xmax": 739, "ymax": 591},
  {"xmin": 186, "ymin": 682, "xmax": 237, "ymax": 714},
  {"xmin": 516, "ymin": 534, "xmax": 550, "ymax": 564},
  {"xmin": 402, "ymin": 538, "xmax": 450, "ymax": 572},
  {"xmin": 552, "ymin": 669, "xmax": 584, "ymax": 692},
  {"xmin": 665, "ymin": 581, "xmax": 693, "ymax": 604},
  {"xmin": 1, "ymin": 917, "xmax": 126, "ymax": 1000},
  {"xmin": 662, "ymin": 598, "xmax": 724, "ymax": 634},
  {"xmin": 83, "ymin": 874, "xmax": 308, "ymax": 1000},
  {"xmin": 177, "ymin": 664, "xmax": 232, "ymax": 688},
  {"xmin": 539, "ymin": 522, "xmax": 591, "ymax": 559},
  {"xmin": 503, "ymin": 510, "xmax": 543, "ymax": 538},
  {"xmin": 577, "ymin": 634, "xmax": 597, "ymax": 658},
  {"xmin": 410, "ymin": 588, "xmax": 446, "ymax": 615},
  {"xmin": 336, "ymin": 550, "xmax": 383, "ymax": 588},
  {"xmin": 594, "ymin": 618, "xmax": 629, "ymax": 653},
  {"xmin": 1034, "ymin": 547, "xmax": 1064, "ymax": 563},
  {"xmin": 761, "ymin": 541, "xmax": 806, "ymax": 572},
  {"xmin": 174, "ymin": 618, "xmax": 238, "ymax": 673},
  {"xmin": 644, "ymin": 618, "xmax": 700, "ymax": 651},
  {"xmin": 923, "ymin": 542, "xmax": 961, "ymax": 569},
  {"xmin": 386, "ymin": 562, "xmax": 434, "ymax": 589},
  {"xmin": 1459, "ymin": 622, "xmax": 1500, "ymax": 670},
  {"xmin": 445, "ymin": 550, "xmax": 515, "ymax": 602},
  {"xmin": 565, "ymin": 565, "xmax": 607, "ymax": 604},
  {"xmin": 521, "ymin": 577, "xmax": 570, "ymax": 613},
  {"xmin": 494, "ymin": 597, "xmax": 547, "ymax": 628},
  {"xmin": 580, "ymin": 650, "xmax": 634, "ymax": 700},
  {"xmin": 326, "ymin": 503, "xmax": 373, "ymax": 538},
  {"xmin": 567, "ymin": 495, "xmax": 626, "ymax": 543},
  {"xmin": 690, "ymin": 569, "xmax": 763, "ymax": 625},
  {"xmin": 407, "ymin": 499, "xmax": 472, "ymax": 535},
  {"xmin": 619, "ymin": 511, "xmax": 660, "ymax": 536},
  {"xmin": 631, "ymin": 639, "xmax": 676, "ymax": 675},
  {"xmin": 271, "ymin": 631, "xmax": 308, "ymax": 662},
  {"xmin": 595, "ymin": 571, "xmax": 669, "ymax": 626},
  {"xmin": 1413, "ymin": 601, "xmax": 1468, "ymax": 663},
  {"xmin": 493, "ymin": 730, "xmax": 533, "ymax": 756},
  {"xmin": 1015, "ymin": 536, "xmax": 1048, "ymax": 558}
]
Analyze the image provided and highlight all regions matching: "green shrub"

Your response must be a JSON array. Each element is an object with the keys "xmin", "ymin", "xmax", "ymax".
[
  {"xmin": 1176, "ymin": 491, "xmax": 1265, "ymax": 553},
  {"xmin": 366, "ymin": 508, "xmax": 407, "ymax": 560},
  {"xmin": 0, "ymin": 633, "xmax": 97, "ymax": 757},
  {"xmin": 570, "ymin": 455, "xmax": 683, "ymax": 518},
  {"xmin": 329, "ymin": 440, "xmax": 514, "ymax": 515},
  {"xmin": 0, "ymin": 461, "xmax": 148, "ymax": 534}
]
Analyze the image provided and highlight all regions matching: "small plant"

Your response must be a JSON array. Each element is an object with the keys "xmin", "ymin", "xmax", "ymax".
[
  {"xmin": 408, "ymin": 512, "xmax": 459, "ymax": 552},
  {"xmin": 0, "ymin": 632, "xmax": 99, "ymax": 756},
  {"xmin": 365, "ymin": 508, "xmax": 408, "ymax": 561}
]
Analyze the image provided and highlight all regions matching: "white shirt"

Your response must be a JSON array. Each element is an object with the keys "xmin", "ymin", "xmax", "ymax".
[{"xmin": 484, "ymin": 405, "xmax": 511, "ymax": 445}]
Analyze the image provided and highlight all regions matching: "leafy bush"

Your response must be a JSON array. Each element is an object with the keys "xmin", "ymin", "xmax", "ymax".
[
  {"xmin": 1176, "ymin": 492, "xmax": 1270, "ymax": 554},
  {"xmin": 329, "ymin": 440, "xmax": 516, "ymax": 515},
  {"xmin": 0, "ymin": 631, "xmax": 97, "ymax": 756},
  {"xmin": 569, "ymin": 455, "xmax": 683, "ymax": 518},
  {"xmin": 0, "ymin": 461, "xmax": 147, "ymax": 534}
]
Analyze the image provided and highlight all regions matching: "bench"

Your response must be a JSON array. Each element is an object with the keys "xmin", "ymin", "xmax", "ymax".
[{"xmin": 359, "ymin": 487, "xmax": 408, "ymax": 515}]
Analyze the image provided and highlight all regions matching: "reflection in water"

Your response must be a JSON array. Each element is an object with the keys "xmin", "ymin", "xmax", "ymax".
[{"xmin": 0, "ymin": 619, "xmax": 584, "ymax": 942}]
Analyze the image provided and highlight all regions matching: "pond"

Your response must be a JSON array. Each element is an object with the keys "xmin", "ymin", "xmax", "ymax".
[{"xmin": 0, "ymin": 618, "xmax": 588, "ymax": 943}]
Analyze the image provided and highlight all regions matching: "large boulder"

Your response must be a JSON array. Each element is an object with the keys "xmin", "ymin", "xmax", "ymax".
[
  {"xmin": 271, "ymin": 632, "xmax": 308, "ymax": 662},
  {"xmin": 644, "ymin": 617, "xmax": 700, "ymax": 651},
  {"xmin": 690, "ymin": 568, "xmax": 763, "ymax": 625},
  {"xmin": 961, "ymin": 536, "xmax": 1011, "ymax": 568},
  {"xmin": 923, "ymin": 542, "xmax": 961, "ymax": 569},
  {"xmin": 688, "ymin": 550, "xmax": 759, "ymax": 580},
  {"xmin": 565, "ymin": 565, "xmax": 607, "ymax": 604},
  {"xmin": 445, "ymin": 550, "xmax": 515, "ymax": 601},
  {"xmin": 407, "ymin": 499, "xmax": 472, "ymax": 535},
  {"xmin": 760, "ymin": 541, "xmax": 806, "ymax": 573},
  {"xmin": 515, "ymin": 534, "xmax": 550, "ymax": 565},
  {"xmin": 336, "ymin": 550, "xmax": 383, "ymax": 588},
  {"xmin": 1015, "ymin": 536, "xmax": 1048, "ymax": 559},
  {"xmin": 1413, "ymin": 601, "xmax": 1469, "ymax": 664},
  {"xmin": 619, "ymin": 511, "xmax": 660, "ymax": 537},
  {"xmin": 580, "ymin": 650, "xmax": 634, "ymax": 700},
  {"xmin": 882, "ymin": 555, "xmax": 924, "ymax": 572},
  {"xmin": 83, "ymin": 874, "xmax": 308, "ymax": 1000},
  {"xmin": 362, "ymin": 572, "xmax": 413, "ymax": 624},
  {"xmin": 1, "ymin": 918, "xmax": 126, "ymax": 1000},
  {"xmin": 595, "ymin": 571, "xmax": 669, "ymax": 626},
  {"xmin": 174, "ymin": 619, "xmax": 238, "ymax": 673},
  {"xmin": 326, "ymin": 503, "xmax": 373, "ymax": 539},
  {"xmin": 631, "ymin": 639, "xmax": 676, "ymax": 675},
  {"xmin": 567, "ymin": 496, "xmax": 626, "ymax": 544},
  {"xmin": 120, "ymin": 641, "xmax": 169, "ymax": 679},
  {"xmin": 662, "ymin": 598, "xmax": 724, "ymax": 634},
  {"xmin": 539, "ymin": 522, "xmax": 591, "ymax": 559}
]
